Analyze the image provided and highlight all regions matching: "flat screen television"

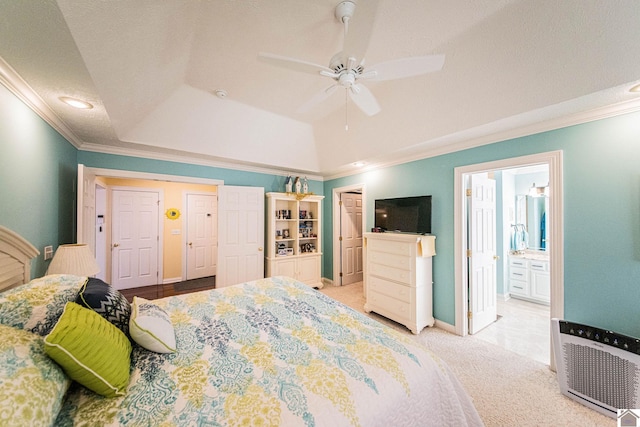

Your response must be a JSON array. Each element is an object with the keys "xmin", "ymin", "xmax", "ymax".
[{"xmin": 374, "ymin": 195, "xmax": 432, "ymax": 234}]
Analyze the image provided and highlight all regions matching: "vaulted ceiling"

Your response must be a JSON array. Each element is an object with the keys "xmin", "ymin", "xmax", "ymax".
[{"xmin": 1, "ymin": 1, "xmax": 639, "ymax": 178}]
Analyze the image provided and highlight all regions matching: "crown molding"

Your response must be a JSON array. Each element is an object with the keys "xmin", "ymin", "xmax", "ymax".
[
  {"xmin": 79, "ymin": 142, "xmax": 325, "ymax": 182},
  {"xmin": 0, "ymin": 56, "xmax": 84, "ymax": 149},
  {"xmin": 323, "ymin": 97, "xmax": 640, "ymax": 181}
]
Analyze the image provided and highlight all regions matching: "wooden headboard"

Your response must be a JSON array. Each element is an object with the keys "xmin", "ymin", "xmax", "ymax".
[{"xmin": 0, "ymin": 226, "xmax": 40, "ymax": 292}]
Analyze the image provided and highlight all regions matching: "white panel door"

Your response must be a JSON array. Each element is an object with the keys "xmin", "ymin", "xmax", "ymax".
[
  {"xmin": 216, "ymin": 186, "xmax": 264, "ymax": 287},
  {"xmin": 186, "ymin": 193, "xmax": 218, "ymax": 280},
  {"xmin": 76, "ymin": 164, "xmax": 96, "ymax": 253},
  {"xmin": 340, "ymin": 192, "xmax": 363, "ymax": 285},
  {"xmin": 468, "ymin": 173, "xmax": 498, "ymax": 334},
  {"xmin": 111, "ymin": 189, "xmax": 159, "ymax": 290}
]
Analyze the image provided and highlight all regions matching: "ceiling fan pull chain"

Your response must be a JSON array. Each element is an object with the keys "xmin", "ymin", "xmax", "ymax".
[{"xmin": 345, "ymin": 89, "xmax": 349, "ymax": 131}]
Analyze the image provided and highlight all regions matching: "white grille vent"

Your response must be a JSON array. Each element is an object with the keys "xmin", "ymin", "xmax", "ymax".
[{"xmin": 552, "ymin": 318, "xmax": 640, "ymax": 418}]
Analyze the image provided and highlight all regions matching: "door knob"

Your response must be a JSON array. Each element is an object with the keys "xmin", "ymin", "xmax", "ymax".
[
  {"xmin": 113, "ymin": 243, "xmax": 119, "ymax": 248},
  {"xmin": 493, "ymin": 255, "xmax": 500, "ymax": 260},
  {"xmin": 188, "ymin": 242, "xmax": 193, "ymax": 247},
  {"xmin": 258, "ymin": 247, "xmax": 263, "ymax": 252}
]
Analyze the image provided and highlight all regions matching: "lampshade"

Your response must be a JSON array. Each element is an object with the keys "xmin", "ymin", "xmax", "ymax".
[{"xmin": 47, "ymin": 244, "xmax": 100, "ymax": 276}]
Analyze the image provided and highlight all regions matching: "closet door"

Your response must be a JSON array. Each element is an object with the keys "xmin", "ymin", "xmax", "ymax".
[{"xmin": 216, "ymin": 186, "xmax": 264, "ymax": 287}]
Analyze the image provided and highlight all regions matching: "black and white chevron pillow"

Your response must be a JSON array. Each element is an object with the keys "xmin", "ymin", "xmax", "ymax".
[{"xmin": 76, "ymin": 278, "xmax": 131, "ymax": 336}]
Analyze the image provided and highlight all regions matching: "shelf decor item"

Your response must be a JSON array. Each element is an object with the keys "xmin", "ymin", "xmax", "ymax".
[{"xmin": 285, "ymin": 175, "xmax": 293, "ymax": 193}]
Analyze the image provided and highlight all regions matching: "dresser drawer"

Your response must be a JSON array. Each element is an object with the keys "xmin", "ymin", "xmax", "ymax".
[
  {"xmin": 367, "ymin": 238, "xmax": 412, "ymax": 257},
  {"xmin": 529, "ymin": 260, "xmax": 548, "ymax": 272},
  {"xmin": 368, "ymin": 262, "xmax": 412, "ymax": 285},
  {"xmin": 509, "ymin": 258, "xmax": 528, "ymax": 268},
  {"xmin": 509, "ymin": 279, "xmax": 529, "ymax": 296},
  {"xmin": 368, "ymin": 289, "xmax": 412, "ymax": 321},
  {"xmin": 368, "ymin": 250, "xmax": 412, "ymax": 270},
  {"xmin": 509, "ymin": 267, "xmax": 528, "ymax": 281},
  {"xmin": 368, "ymin": 275, "xmax": 411, "ymax": 303}
]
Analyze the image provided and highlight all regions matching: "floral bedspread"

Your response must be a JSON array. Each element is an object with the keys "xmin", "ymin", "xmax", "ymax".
[{"xmin": 55, "ymin": 276, "xmax": 482, "ymax": 426}]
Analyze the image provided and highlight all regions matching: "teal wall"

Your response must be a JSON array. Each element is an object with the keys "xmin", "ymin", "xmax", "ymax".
[
  {"xmin": 324, "ymin": 111, "xmax": 640, "ymax": 337},
  {"xmin": 0, "ymin": 85, "xmax": 77, "ymax": 277},
  {"xmin": 77, "ymin": 151, "xmax": 324, "ymax": 195},
  {"xmin": 3, "ymin": 79, "xmax": 640, "ymax": 338}
]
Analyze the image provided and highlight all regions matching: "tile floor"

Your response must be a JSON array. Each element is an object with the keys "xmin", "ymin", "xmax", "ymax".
[{"xmin": 472, "ymin": 297, "xmax": 551, "ymax": 365}]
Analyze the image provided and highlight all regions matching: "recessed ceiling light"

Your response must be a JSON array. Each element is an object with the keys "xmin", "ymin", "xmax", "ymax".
[
  {"xmin": 213, "ymin": 89, "xmax": 228, "ymax": 99},
  {"xmin": 630, "ymin": 84, "xmax": 640, "ymax": 93},
  {"xmin": 59, "ymin": 96, "xmax": 93, "ymax": 109}
]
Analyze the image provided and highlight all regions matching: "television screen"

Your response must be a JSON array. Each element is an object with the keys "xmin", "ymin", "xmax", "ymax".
[{"xmin": 375, "ymin": 195, "xmax": 432, "ymax": 234}]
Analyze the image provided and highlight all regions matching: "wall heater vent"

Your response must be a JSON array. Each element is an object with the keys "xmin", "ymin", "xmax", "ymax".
[{"xmin": 552, "ymin": 318, "xmax": 640, "ymax": 418}]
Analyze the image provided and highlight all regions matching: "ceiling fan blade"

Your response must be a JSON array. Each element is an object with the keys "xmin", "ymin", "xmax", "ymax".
[
  {"xmin": 349, "ymin": 83, "xmax": 381, "ymax": 116},
  {"xmin": 341, "ymin": 0, "xmax": 380, "ymax": 64},
  {"xmin": 369, "ymin": 54, "xmax": 445, "ymax": 81},
  {"xmin": 258, "ymin": 52, "xmax": 334, "ymax": 76},
  {"xmin": 297, "ymin": 84, "xmax": 339, "ymax": 113}
]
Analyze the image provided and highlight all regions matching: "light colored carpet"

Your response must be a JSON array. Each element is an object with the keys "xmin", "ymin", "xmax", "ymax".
[{"xmin": 320, "ymin": 283, "xmax": 613, "ymax": 427}]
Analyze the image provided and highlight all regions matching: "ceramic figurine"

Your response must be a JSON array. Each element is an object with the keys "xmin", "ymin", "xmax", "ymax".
[{"xmin": 285, "ymin": 175, "xmax": 292, "ymax": 193}]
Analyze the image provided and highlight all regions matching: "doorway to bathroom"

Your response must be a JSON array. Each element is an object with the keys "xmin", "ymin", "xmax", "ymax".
[{"xmin": 454, "ymin": 151, "xmax": 564, "ymax": 368}]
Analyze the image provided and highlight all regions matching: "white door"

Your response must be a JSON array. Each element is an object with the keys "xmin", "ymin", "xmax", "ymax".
[
  {"xmin": 468, "ymin": 173, "xmax": 498, "ymax": 334},
  {"xmin": 216, "ymin": 186, "xmax": 264, "ymax": 287},
  {"xmin": 76, "ymin": 164, "xmax": 96, "ymax": 252},
  {"xmin": 186, "ymin": 193, "xmax": 217, "ymax": 280},
  {"xmin": 340, "ymin": 192, "xmax": 363, "ymax": 285},
  {"xmin": 111, "ymin": 189, "xmax": 160, "ymax": 290}
]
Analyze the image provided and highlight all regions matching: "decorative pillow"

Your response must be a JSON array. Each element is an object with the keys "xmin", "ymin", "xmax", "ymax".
[
  {"xmin": 0, "ymin": 274, "xmax": 86, "ymax": 336},
  {"xmin": 44, "ymin": 302, "xmax": 131, "ymax": 398},
  {"xmin": 0, "ymin": 324, "xmax": 70, "ymax": 427},
  {"xmin": 129, "ymin": 297, "xmax": 176, "ymax": 353},
  {"xmin": 76, "ymin": 277, "xmax": 131, "ymax": 336}
]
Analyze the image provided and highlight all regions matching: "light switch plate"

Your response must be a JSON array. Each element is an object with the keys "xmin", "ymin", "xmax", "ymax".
[{"xmin": 44, "ymin": 245, "xmax": 53, "ymax": 260}]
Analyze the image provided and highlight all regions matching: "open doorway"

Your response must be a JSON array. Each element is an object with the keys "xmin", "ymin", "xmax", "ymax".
[
  {"xmin": 332, "ymin": 184, "xmax": 366, "ymax": 287},
  {"xmin": 454, "ymin": 151, "xmax": 564, "ymax": 369},
  {"xmin": 471, "ymin": 165, "xmax": 551, "ymax": 365}
]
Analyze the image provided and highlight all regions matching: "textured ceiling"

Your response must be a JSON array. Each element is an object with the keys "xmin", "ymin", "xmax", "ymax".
[{"xmin": 1, "ymin": 0, "xmax": 639, "ymax": 178}]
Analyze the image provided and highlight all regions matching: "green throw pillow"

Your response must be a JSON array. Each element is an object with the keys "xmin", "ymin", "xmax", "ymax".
[{"xmin": 44, "ymin": 302, "xmax": 131, "ymax": 397}]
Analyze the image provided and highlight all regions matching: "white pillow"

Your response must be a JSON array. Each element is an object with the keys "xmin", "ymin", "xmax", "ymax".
[{"xmin": 129, "ymin": 297, "xmax": 176, "ymax": 353}]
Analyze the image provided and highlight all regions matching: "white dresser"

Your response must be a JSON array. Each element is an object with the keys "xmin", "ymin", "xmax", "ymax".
[{"xmin": 363, "ymin": 232, "xmax": 435, "ymax": 334}]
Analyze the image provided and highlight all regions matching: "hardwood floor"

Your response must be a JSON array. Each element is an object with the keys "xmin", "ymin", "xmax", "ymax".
[{"xmin": 119, "ymin": 276, "xmax": 216, "ymax": 302}]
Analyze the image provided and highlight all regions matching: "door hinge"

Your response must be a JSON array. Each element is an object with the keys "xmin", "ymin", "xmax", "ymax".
[
  {"xmin": 339, "ymin": 272, "xmax": 343, "ymax": 277},
  {"xmin": 466, "ymin": 249, "xmax": 472, "ymax": 257},
  {"xmin": 468, "ymin": 311, "xmax": 472, "ymax": 319},
  {"xmin": 339, "ymin": 236, "xmax": 343, "ymax": 241},
  {"xmin": 339, "ymin": 200, "xmax": 342, "ymax": 206},
  {"xmin": 466, "ymin": 189, "xmax": 472, "ymax": 197}
]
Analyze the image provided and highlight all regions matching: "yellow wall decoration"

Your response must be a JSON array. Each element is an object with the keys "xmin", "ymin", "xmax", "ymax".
[{"xmin": 165, "ymin": 208, "xmax": 180, "ymax": 220}]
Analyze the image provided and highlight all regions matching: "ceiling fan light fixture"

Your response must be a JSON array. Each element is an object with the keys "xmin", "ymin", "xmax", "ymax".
[
  {"xmin": 630, "ymin": 83, "xmax": 640, "ymax": 93},
  {"xmin": 59, "ymin": 96, "xmax": 93, "ymax": 109}
]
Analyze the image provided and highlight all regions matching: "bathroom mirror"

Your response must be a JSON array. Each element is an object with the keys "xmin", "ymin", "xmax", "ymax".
[{"xmin": 515, "ymin": 194, "xmax": 548, "ymax": 251}]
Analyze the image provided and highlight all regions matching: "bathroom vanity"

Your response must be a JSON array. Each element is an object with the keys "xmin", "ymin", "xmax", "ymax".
[{"xmin": 508, "ymin": 252, "xmax": 550, "ymax": 305}]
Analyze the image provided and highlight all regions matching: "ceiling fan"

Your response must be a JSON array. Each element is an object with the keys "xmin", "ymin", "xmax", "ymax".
[{"xmin": 258, "ymin": 0, "xmax": 445, "ymax": 120}]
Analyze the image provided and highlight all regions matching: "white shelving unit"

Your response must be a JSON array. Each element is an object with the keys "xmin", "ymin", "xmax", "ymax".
[{"xmin": 265, "ymin": 192, "xmax": 324, "ymax": 288}]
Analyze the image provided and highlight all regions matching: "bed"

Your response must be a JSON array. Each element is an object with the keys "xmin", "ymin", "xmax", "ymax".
[{"xmin": 0, "ymin": 226, "xmax": 483, "ymax": 427}]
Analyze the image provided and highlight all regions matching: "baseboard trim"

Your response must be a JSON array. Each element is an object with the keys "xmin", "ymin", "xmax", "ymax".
[
  {"xmin": 434, "ymin": 319, "xmax": 457, "ymax": 334},
  {"xmin": 163, "ymin": 277, "xmax": 182, "ymax": 285}
]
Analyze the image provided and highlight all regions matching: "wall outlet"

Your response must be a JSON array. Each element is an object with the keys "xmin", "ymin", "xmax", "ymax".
[{"xmin": 44, "ymin": 245, "xmax": 53, "ymax": 260}]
